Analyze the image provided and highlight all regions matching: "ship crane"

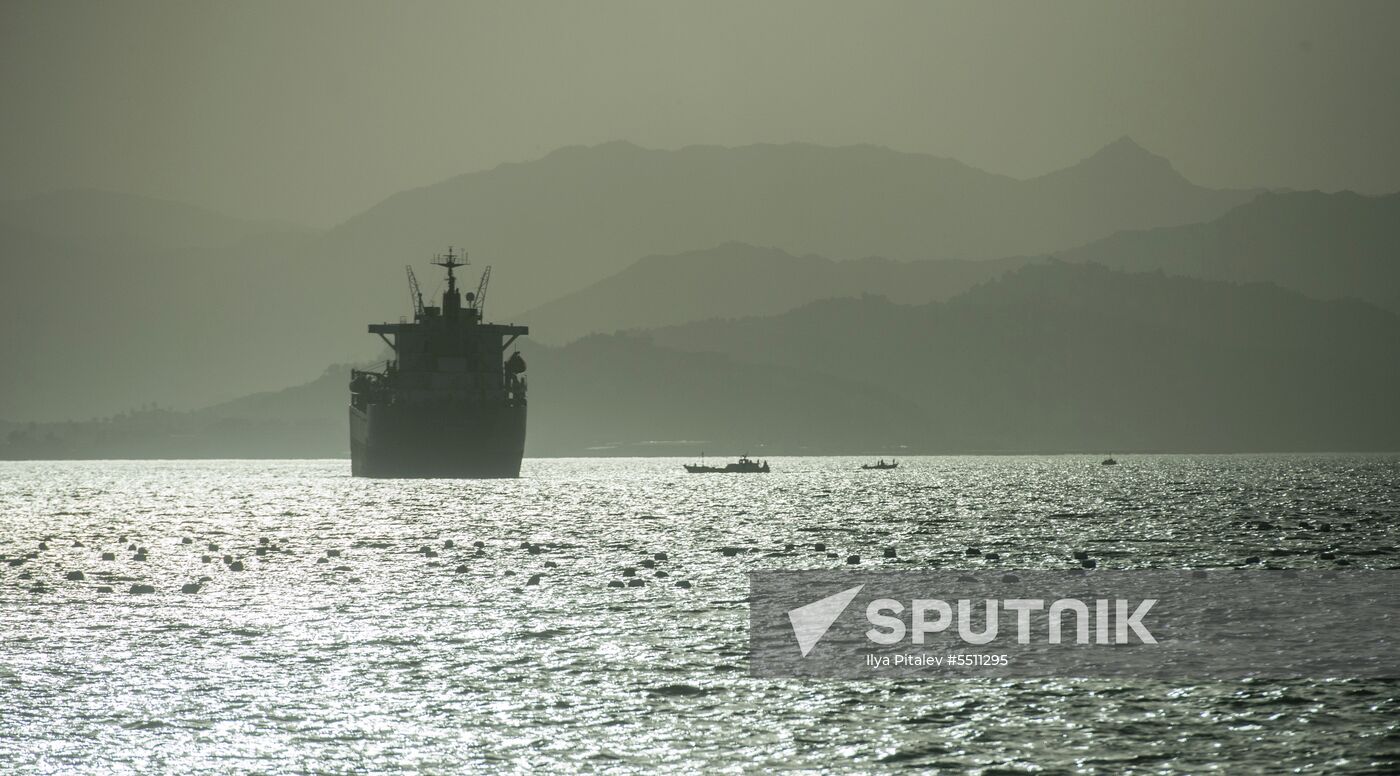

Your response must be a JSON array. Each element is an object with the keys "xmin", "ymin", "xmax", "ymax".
[
  {"xmin": 405, "ymin": 265, "xmax": 424, "ymax": 318},
  {"xmin": 471, "ymin": 265, "xmax": 492, "ymax": 315}
]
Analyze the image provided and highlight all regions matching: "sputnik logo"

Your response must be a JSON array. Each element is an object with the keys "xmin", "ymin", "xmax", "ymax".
[{"xmin": 787, "ymin": 585, "xmax": 864, "ymax": 657}]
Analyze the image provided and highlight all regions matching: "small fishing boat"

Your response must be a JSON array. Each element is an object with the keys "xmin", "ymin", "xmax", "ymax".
[{"xmin": 684, "ymin": 454, "xmax": 770, "ymax": 474}]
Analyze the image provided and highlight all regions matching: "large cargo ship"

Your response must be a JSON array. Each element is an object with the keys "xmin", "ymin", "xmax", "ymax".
[{"xmin": 349, "ymin": 248, "xmax": 529, "ymax": 478}]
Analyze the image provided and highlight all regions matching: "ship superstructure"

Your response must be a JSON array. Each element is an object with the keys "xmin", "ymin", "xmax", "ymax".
[{"xmin": 349, "ymin": 248, "xmax": 529, "ymax": 477}]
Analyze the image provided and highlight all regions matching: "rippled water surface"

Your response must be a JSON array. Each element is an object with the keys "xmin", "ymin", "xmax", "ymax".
[{"xmin": 2, "ymin": 455, "xmax": 1398, "ymax": 773}]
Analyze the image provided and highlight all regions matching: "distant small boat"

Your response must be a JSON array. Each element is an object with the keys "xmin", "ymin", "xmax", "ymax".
[
  {"xmin": 684, "ymin": 455, "xmax": 770, "ymax": 474},
  {"xmin": 860, "ymin": 459, "xmax": 898, "ymax": 470},
  {"xmin": 1101, "ymin": 457, "xmax": 1118, "ymax": 466}
]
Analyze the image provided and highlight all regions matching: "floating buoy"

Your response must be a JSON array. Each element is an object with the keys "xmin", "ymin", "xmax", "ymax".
[
  {"xmin": 326, "ymin": 549, "xmax": 341, "ymax": 557},
  {"xmin": 181, "ymin": 538, "xmax": 193, "ymax": 545},
  {"xmin": 259, "ymin": 538, "xmax": 270, "ymax": 546},
  {"xmin": 654, "ymin": 570, "xmax": 669, "ymax": 578},
  {"xmin": 654, "ymin": 552, "xmax": 668, "ymax": 561},
  {"xmin": 526, "ymin": 574, "xmax": 541, "ymax": 586},
  {"xmin": 101, "ymin": 552, "xmax": 116, "ymax": 561},
  {"xmin": 1191, "ymin": 569, "xmax": 1208, "ymax": 578},
  {"xmin": 622, "ymin": 567, "xmax": 636, "ymax": 577},
  {"xmin": 883, "ymin": 547, "xmax": 897, "ymax": 559},
  {"xmin": 846, "ymin": 555, "xmax": 861, "ymax": 565},
  {"xmin": 627, "ymin": 578, "xmax": 645, "ymax": 588},
  {"xmin": 1080, "ymin": 559, "xmax": 1097, "ymax": 569},
  {"xmin": 814, "ymin": 543, "xmax": 826, "ymax": 552},
  {"xmin": 1243, "ymin": 556, "xmax": 1260, "ymax": 565},
  {"xmin": 180, "ymin": 583, "xmax": 201, "ymax": 594},
  {"xmin": 984, "ymin": 552, "xmax": 1000, "ymax": 561},
  {"xmin": 208, "ymin": 542, "xmax": 219, "ymax": 551},
  {"xmin": 228, "ymin": 561, "xmax": 245, "ymax": 571},
  {"xmin": 454, "ymin": 564, "xmax": 469, "ymax": 574},
  {"xmin": 38, "ymin": 542, "xmax": 48, "ymax": 551},
  {"xmin": 65, "ymin": 570, "xmax": 85, "ymax": 581},
  {"xmin": 473, "ymin": 541, "xmax": 485, "ymax": 548},
  {"xmin": 128, "ymin": 584, "xmax": 155, "ymax": 595},
  {"xmin": 608, "ymin": 580, "xmax": 624, "ymax": 588},
  {"xmin": 965, "ymin": 547, "xmax": 981, "ymax": 557},
  {"xmin": 1000, "ymin": 574, "xmax": 1020, "ymax": 583},
  {"xmin": 201, "ymin": 555, "xmax": 212, "ymax": 563},
  {"xmin": 675, "ymin": 580, "xmax": 692, "ymax": 589},
  {"xmin": 1073, "ymin": 550, "xmax": 1090, "ymax": 560},
  {"xmin": 96, "ymin": 586, "xmax": 113, "ymax": 593},
  {"xmin": 721, "ymin": 547, "xmax": 741, "ymax": 557},
  {"xmin": 641, "ymin": 559, "xmax": 656, "ymax": 569},
  {"xmin": 444, "ymin": 540, "xmax": 455, "ymax": 549},
  {"xmin": 543, "ymin": 561, "xmax": 559, "ymax": 568},
  {"xmin": 255, "ymin": 547, "xmax": 268, "ymax": 556}
]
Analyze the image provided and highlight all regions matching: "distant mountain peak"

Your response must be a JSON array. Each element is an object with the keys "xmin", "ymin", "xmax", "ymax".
[
  {"xmin": 1078, "ymin": 135, "xmax": 1176, "ymax": 174},
  {"xmin": 1027, "ymin": 135, "xmax": 1186, "ymax": 188}
]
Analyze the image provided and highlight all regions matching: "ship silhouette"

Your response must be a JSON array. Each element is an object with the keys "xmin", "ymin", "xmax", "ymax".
[{"xmin": 349, "ymin": 248, "xmax": 529, "ymax": 477}]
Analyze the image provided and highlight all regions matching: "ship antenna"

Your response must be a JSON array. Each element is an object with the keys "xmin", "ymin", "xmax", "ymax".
[{"xmin": 432, "ymin": 245, "xmax": 467, "ymax": 294}]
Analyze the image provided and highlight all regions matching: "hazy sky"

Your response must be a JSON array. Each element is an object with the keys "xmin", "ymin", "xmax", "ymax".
[{"xmin": 3, "ymin": 0, "xmax": 1398, "ymax": 226}]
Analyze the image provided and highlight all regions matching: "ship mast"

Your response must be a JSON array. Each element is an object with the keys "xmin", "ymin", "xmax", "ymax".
[{"xmin": 432, "ymin": 246, "xmax": 467, "ymax": 317}]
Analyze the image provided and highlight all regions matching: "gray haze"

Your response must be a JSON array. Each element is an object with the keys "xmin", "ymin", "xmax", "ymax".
[{"xmin": 3, "ymin": 0, "xmax": 1399, "ymax": 226}]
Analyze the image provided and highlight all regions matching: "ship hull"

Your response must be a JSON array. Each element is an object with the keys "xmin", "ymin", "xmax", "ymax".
[{"xmin": 350, "ymin": 402, "xmax": 526, "ymax": 478}]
